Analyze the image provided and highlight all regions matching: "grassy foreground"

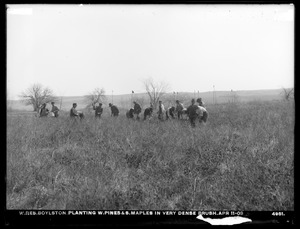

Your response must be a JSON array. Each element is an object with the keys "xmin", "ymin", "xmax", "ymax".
[{"xmin": 6, "ymin": 100, "xmax": 294, "ymax": 210}]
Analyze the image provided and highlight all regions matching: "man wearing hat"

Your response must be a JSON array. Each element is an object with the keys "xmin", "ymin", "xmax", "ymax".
[
  {"xmin": 109, "ymin": 103, "xmax": 119, "ymax": 117},
  {"xmin": 93, "ymin": 102, "xmax": 103, "ymax": 118},
  {"xmin": 51, "ymin": 102, "xmax": 59, "ymax": 117}
]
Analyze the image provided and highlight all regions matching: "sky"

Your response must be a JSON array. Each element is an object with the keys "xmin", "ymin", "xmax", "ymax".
[{"xmin": 6, "ymin": 4, "xmax": 294, "ymax": 100}]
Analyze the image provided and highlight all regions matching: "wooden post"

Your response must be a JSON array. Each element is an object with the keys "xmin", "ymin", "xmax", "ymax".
[
  {"xmin": 59, "ymin": 97, "xmax": 63, "ymax": 110},
  {"xmin": 131, "ymin": 90, "xmax": 134, "ymax": 106},
  {"xmin": 213, "ymin": 85, "xmax": 215, "ymax": 105}
]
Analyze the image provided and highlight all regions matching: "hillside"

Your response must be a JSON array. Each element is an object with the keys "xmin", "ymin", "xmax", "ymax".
[{"xmin": 7, "ymin": 88, "xmax": 284, "ymax": 112}]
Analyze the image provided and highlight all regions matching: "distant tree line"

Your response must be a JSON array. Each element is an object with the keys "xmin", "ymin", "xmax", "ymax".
[{"xmin": 19, "ymin": 77, "xmax": 171, "ymax": 112}]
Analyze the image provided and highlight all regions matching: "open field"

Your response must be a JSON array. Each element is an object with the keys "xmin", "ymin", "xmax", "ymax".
[{"xmin": 6, "ymin": 100, "xmax": 294, "ymax": 210}]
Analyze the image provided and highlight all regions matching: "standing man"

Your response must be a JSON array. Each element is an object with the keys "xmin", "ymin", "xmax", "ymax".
[
  {"xmin": 51, "ymin": 102, "xmax": 59, "ymax": 117},
  {"xmin": 39, "ymin": 103, "xmax": 49, "ymax": 117},
  {"xmin": 93, "ymin": 102, "xmax": 103, "ymax": 118},
  {"xmin": 133, "ymin": 101, "xmax": 142, "ymax": 120},
  {"xmin": 175, "ymin": 100, "xmax": 184, "ymax": 119},
  {"xmin": 157, "ymin": 100, "xmax": 165, "ymax": 120},
  {"xmin": 109, "ymin": 103, "xmax": 119, "ymax": 117},
  {"xmin": 186, "ymin": 99, "xmax": 199, "ymax": 127}
]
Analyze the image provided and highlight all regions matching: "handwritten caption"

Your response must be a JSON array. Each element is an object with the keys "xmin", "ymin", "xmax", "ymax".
[{"xmin": 18, "ymin": 210, "xmax": 244, "ymax": 216}]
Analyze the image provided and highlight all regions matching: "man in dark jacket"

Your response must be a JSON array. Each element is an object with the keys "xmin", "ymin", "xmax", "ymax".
[
  {"xmin": 143, "ymin": 107, "xmax": 153, "ymax": 120},
  {"xmin": 126, "ymin": 108, "xmax": 134, "ymax": 119},
  {"xmin": 166, "ymin": 106, "xmax": 176, "ymax": 120},
  {"xmin": 93, "ymin": 102, "xmax": 103, "ymax": 118},
  {"xmin": 109, "ymin": 103, "xmax": 119, "ymax": 117},
  {"xmin": 186, "ymin": 99, "xmax": 199, "ymax": 127},
  {"xmin": 39, "ymin": 103, "xmax": 49, "ymax": 117},
  {"xmin": 133, "ymin": 101, "xmax": 142, "ymax": 120}
]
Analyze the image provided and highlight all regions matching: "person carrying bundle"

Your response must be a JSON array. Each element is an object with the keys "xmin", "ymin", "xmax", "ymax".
[
  {"xmin": 70, "ymin": 103, "xmax": 84, "ymax": 119},
  {"xmin": 51, "ymin": 102, "xmax": 59, "ymax": 117}
]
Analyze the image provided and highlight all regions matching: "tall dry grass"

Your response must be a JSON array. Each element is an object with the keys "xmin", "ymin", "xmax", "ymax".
[{"xmin": 6, "ymin": 100, "xmax": 294, "ymax": 210}]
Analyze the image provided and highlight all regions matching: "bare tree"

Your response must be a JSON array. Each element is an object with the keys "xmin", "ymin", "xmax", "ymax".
[
  {"xmin": 281, "ymin": 87, "xmax": 294, "ymax": 101},
  {"xmin": 85, "ymin": 87, "xmax": 106, "ymax": 108},
  {"xmin": 143, "ymin": 77, "xmax": 170, "ymax": 109},
  {"xmin": 19, "ymin": 84, "xmax": 57, "ymax": 112}
]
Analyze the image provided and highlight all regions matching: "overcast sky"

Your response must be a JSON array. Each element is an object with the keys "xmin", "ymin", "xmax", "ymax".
[{"xmin": 7, "ymin": 4, "xmax": 294, "ymax": 100}]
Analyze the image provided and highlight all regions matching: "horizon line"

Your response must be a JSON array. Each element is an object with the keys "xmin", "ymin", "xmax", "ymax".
[
  {"xmin": 7, "ymin": 87, "xmax": 289, "ymax": 101},
  {"xmin": 46, "ymin": 87, "xmax": 290, "ymax": 97}
]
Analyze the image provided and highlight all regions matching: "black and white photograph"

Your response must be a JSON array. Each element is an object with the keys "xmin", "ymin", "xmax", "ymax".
[{"xmin": 6, "ymin": 3, "xmax": 294, "ymax": 225}]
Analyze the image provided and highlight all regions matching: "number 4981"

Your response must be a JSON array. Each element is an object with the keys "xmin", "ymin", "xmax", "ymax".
[{"xmin": 272, "ymin": 212, "xmax": 285, "ymax": 216}]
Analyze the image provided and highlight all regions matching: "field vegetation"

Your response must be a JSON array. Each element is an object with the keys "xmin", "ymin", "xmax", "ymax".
[{"xmin": 6, "ymin": 100, "xmax": 294, "ymax": 210}]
